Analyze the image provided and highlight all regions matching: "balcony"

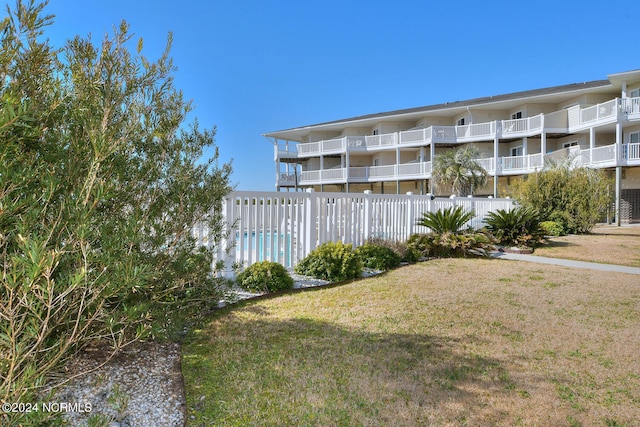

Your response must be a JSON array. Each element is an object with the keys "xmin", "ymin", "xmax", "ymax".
[
  {"xmin": 294, "ymin": 162, "xmax": 433, "ymax": 186},
  {"xmin": 499, "ymin": 153, "xmax": 544, "ymax": 175},
  {"xmin": 574, "ymin": 142, "xmax": 640, "ymax": 167},
  {"xmin": 281, "ymin": 143, "xmax": 640, "ymax": 187},
  {"xmin": 501, "ymin": 114, "xmax": 543, "ymax": 138},
  {"xmin": 275, "ymin": 97, "xmax": 640, "ymax": 161}
]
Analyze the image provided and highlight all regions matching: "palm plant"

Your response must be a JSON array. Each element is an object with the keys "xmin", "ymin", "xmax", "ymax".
[
  {"xmin": 417, "ymin": 206, "xmax": 475, "ymax": 234},
  {"xmin": 411, "ymin": 207, "xmax": 494, "ymax": 258},
  {"xmin": 484, "ymin": 206, "xmax": 545, "ymax": 248},
  {"xmin": 433, "ymin": 146, "xmax": 488, "ymax": 196}
]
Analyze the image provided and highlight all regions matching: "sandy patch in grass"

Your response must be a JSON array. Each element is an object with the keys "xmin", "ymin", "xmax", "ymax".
[
  {"xmin": 534, "ymin": 224, "xmax": 640, "ymax": 267},
  {"xmin": 183, "ymin": 259, "xmax": 640, "ymax": 426}
]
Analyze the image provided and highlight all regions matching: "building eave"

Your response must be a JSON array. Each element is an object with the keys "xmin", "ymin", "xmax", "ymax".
[{"xmin": 264, "ymin": 79, "xmax": 614, "ymax": 142}]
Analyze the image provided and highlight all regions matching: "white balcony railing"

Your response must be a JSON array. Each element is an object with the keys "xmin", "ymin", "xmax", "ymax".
[
  {"xmin": 621, "ymin": 97, "xmax": 640, "ymax": 115},
  {"xmin": 476, "ymin": 158, "xmax": 495, "ymax": 174},
  {"xmin": 323, "ymin": 137, "xmax": 346, "ymax": 152},
  {"xmin": 626, "ymin": 143, "xmax": 640, "ymax": 161},
  {"xmin": 500, "ymin": 153, "xmax": 544, "ymax": 172},
  {"xmin": 346, "ymin": 136, "xmax": 366, "ymax": 150},
  {"xmin": 501, "ymin": 114, "xmax": 544, "ymax": 137},
  {"xmin": 348, "ymin": 166, "xmax": 368, "ymax": 182},
  {"xmin": 298, "ymin": 141, "xmax": 322, "ymax": 156},
  {"xmin": 278, "ymin": 173, "xmax": 297, "ymax": 186},
  {"xmin": 590, "ymin": 145, "xmax": 617, "ymax": 164},
  {"xmin": 399, "ymin": 127, "xmax": 432, "ymax": 145},
  {"xmin": 579, "ymin": 99, "xmax": 618, "ymax": 125},
  {"xmin": 365, "ymin": 133, "xmax": 396, "ymax": 149},
  {"xmin": 276, "ymin": 98, "xmax": 640, "ymax": 170},
  {"xmin": 291, "ymin": 144, "xmax": 638, "ymax": 186},
  {"xmin": 368, "ymin": 164, "xmax": 397, "ymax": 179}
]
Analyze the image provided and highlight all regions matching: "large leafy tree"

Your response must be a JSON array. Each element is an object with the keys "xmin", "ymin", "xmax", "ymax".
[
  {"xmin": 0, "ymin": 0, "xmax": 232, "ymax": 420},
  {"xmin": 433, "ymin": 146, "xmax": 488, "ymax": 196}
]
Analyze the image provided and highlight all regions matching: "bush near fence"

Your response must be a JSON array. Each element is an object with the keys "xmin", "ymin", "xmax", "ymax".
[{"xmin": 195, "ymin": 190, "xmax": 514, "ymax": 276}]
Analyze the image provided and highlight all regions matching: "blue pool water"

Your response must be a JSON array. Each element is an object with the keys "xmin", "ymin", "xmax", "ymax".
[{"xmin": 236, "ymin": 231, "xmax": 292, "ymax": 261}]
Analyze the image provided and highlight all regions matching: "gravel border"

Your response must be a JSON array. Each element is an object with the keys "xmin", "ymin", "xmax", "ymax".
[{"xmin": 51, "ymin": 269, "xmax": 382, "ymax": 426}]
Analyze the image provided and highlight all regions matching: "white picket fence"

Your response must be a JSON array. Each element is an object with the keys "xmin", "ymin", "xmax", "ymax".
[{"xmin": 195, "ymin": 190, "xmax": 514, "ymax": 277}]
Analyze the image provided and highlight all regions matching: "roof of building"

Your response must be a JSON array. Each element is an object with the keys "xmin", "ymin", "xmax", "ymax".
[{"xmin": 264, "ymin": 70, "xmax": 640, "ymax": 141}]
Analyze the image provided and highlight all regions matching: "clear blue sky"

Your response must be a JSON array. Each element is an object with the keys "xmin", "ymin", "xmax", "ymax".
[{"xmin": 28, "ymin": 0, "xmax": 640, "ymax": 191}]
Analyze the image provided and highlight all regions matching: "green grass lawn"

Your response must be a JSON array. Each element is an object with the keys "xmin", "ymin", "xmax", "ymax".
[
  {"xmin": 534, "ymin": 225, "xmax": 640, "ymax": 267},
  {"xmin": 182, "ymin": 258, "xmax": 640, "ymax": 426}
]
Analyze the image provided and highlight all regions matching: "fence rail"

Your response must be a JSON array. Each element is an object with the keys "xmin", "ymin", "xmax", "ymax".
[{"xmin": 195, "ymin": 190, "xmax": 514, "ymax": 276}]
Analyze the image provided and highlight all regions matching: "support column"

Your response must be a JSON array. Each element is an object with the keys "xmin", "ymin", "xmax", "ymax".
[
  {"xmin": 396, "ymin": 147, "xmax": 401, "ymax": 194},
  {"xmin": 615, "ymin": 121, "xmax": 623, "ymax": 226},
  {"xmin": 275, "ymin": 138, "xmax": 281, "ymax": 191},
  {"xmin": 320, "ymin": 155, "xmax": 324, "ymax": 192},
  {"xmin": 493, "ymin": 125, "xmax": 500, "ymax": 198},
  {"xmin": 615, "ymin": 166, "xmax": 622, "ymax": 227},
  {"xmin": 345, "ymin": 150, "xmax": 350, "ymax": 193},
  {"xmin": 419, "ymin": 146, "xmax": 426, "ymax": 195},
  {"xmin": 539, "ymin": 115, "xmax": 546, "ymax": 172},
  {"xmin": 589, "ymin": 127, "xmax": 595, "ymax": 164},
  {"xmin": 430, "ymin": 142, "xmax": 435, "ymax": 194}
]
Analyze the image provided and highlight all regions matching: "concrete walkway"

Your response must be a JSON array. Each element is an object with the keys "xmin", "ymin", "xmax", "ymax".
[{"xmin": 491, "ymin": 251, "xmax": 640, "ymax": 275}]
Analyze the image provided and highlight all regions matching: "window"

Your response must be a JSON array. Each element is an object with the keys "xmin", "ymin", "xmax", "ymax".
[
  {"xmin": 372, "ymin": 128, "xmax": 379, "ymax": 135},
  {"xmin": 563, "ymin": 141, "xmax": 578, "ymax": 148},
  {"xmin": 511, "ymin": 111, "xmax": 523, "ymax": 120},
  {"xmin": 373, "ymin": 158, "xmax": 380, "ymax": 167},
  {"xmin": 630, "ymin": 89, "xmax": 640, "ymax": 98},
  {"xmin": 456, "ymin": 117, "xmax": 465, "ymax": 126},
  {"xmin": 511, "ymin": 146, "xmax": 523, "ymax": 157},
  {"xmin": 630, "ymin": 132, "xmax": 639, "ymax": 144}
]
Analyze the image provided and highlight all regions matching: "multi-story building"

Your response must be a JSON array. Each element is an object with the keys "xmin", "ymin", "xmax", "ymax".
[{"xmin": 264, "ymin": 70, "xmax": 640, "ymax": 223}]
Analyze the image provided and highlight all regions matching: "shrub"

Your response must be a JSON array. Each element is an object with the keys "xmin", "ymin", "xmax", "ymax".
[
  {"xmin": 0, "ymin": 4, "xmax": 232, "ymax": 421},
  {"xmin": 407, "ymin": 231, "xmax": 495, "ymax": 258},
  {"xmin": 295, "ymin": 241, "xmax": 363, "ymax": 282},
  {"xmin": 512, "ymin": 163, "xmax": 612, "ymax": 234},
  {"xmin": 236, "ymin": 261, "xmax": 294, "ymax": 294},
  {"xmin": 417, "ymin": 206, "xmax": 475, "ymax": 234},
  {"xmin": 540, "ymin": 220, "xmax": 565, "ymax": 236},
  {"xmin": 407, "ymin": 234, "xmax": 435, "ymax": 258},
  {"xmin": 484, "ymin": 207, "xmax": 545, "ymax": 248},
  {"xmin": 355, "ymin": 244, "xmax": 402, "ymax": 271},
  {"xmin": 365, "ymin": 237, "xmax": 420, "ymax": 263}
]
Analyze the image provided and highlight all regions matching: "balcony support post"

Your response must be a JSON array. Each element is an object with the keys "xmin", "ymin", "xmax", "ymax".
[
  {"xmin": 345, "ymin": 151, "xmax": 350, "ymax": 193},
  {"xmin": 493, "ymin": 124, "xmax": 500, "ymax": 198},
  {"xmin": 615, "ymin": 120, "xmax": 623, "ymax": 226},
  {"xmin": 615, "ymin": 166, "xmax": 622, "ymax": 227},
  {"xmin": 396, "ymin": 147, "xmax": 401, "ymax": 194},
  {"xmin": 275, "ymin": 138, "xmax": 281, "ymax": 191},
  {"xmin": 429, "ymin": 142, "xmax": 435, "ymax": 193},
  {"xmin": 589, "ymin": 127, "xmax": 595, "ymax": 164},
  {"xmin": 320, "ymin": 155, "xmax": 324, "ymax": 192}
]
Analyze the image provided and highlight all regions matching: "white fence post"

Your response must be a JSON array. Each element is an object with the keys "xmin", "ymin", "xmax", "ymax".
[
  {"xmin": 204, "ymin": 190, "xmax": 515, "ymax": 274},
  {"xmin": 406, "ymin": 192, "xmax": 414, "ymax": 239},
  {"xmin": 363, "ymin": 190, "xmax": 372, "ymax": 242},
  {"xmin": 304, "ymin": 189, "xmax": 316, "ymax": 257},
  {"xmin": 222, "ymin": 195, "xmax": 236, "ymax": 278}
]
